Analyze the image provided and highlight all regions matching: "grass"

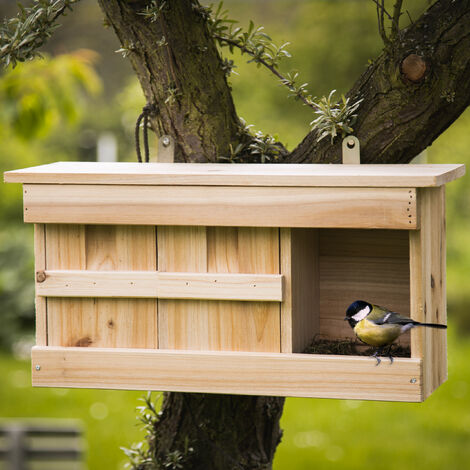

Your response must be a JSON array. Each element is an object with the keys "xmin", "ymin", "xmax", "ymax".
[
  {"xmin": 1, "ymin": 327, "xmax": 469, "ymax": 469},
  {"xmin": 0, "ymin": 353, "xmax": 146, "ymax": 470}
]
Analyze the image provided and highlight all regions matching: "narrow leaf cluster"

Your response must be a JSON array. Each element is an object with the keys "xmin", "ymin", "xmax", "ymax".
[
  {"xmin": 0, "ymin": 0, "xmax": 80, "ymax": 68},
  {"xmin": 310, "ymin": 90, "xmax": 363, "ymax": 144},
  {"xmin": 138, "ymin": 1, "xmax": 168, "ymax": 23},
  {"xmin": 204, "ymin": 2, "xmax": 291, "ymax": 73},
  {"xmin": 219, "ymin": 118, "xmax": 284, "ymax": 163}
]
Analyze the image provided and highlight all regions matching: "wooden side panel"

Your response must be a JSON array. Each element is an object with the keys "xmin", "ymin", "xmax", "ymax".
[
  {"xmin": 281, "ymin": 229, "xmax": 319, "ymax": 353},
  {"xmin": 46, "ymin": 225, "xmax": 157, "ymax": 349},
  {"xmin": 34, "ymin": 224, "xmax": 47, "ymax": 346},
  {"xmin": 318, "ymin": 229, "xmax": 411, "ymax": 344},
  {"xmin": 23, "ymin": 184, "xmax": 418, "ymax": 229},
  {"xmin": 410, "ymin": 187, "xmax": 447, "ymax": 397},
  {"xmin": 32, "ymin": 346, "xmax": 424, "ymax": 402},
  {"xmin": 158, "ymin": 226, "xmax": 280, "ymax": 352}
]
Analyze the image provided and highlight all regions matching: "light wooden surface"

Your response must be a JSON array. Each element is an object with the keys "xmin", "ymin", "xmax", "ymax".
[
  {"xmin": 410, "ymin": 187, "xmax": 447, "ymax": 397},
  {"xmin": 23, "ymin": 184, "xmax": 418, "ymax": 229},
  {"xmin": 318, "ymin": 229, "xmax": 411, "ymax": 345},
  {"xmin": 5, "ymin": 161, "xmax": 465, "ymax": 187},
  {"xmin": 31, "ymin": 346, "xmax": 424, "ymax": 401},
  {"xmin": 157, "ymin": 226, "xmax": 281, "ymax": 352},
  {"xmin": 36, "ymin": 270, "xmax": 283, "ymax": 301},
  {"xmin": 281, "ymin": 229, "xmax": 320, "ymax": 352},
  {"xmin": 34, "ymin": 224, "xmax": 47, "ymax": 346},
  {"xmin": 45, "ymin": 225, "xmax": 157, "ymax": 349}
]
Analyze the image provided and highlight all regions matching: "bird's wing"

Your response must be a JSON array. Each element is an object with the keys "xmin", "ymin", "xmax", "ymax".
[{"xmin": 369, "ymin": 306, "xmax": 414, "ymax": 326}]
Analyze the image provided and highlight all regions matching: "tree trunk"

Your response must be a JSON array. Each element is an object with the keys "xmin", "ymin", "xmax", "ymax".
[
  {"xmin": 98, "ymin": 0, "xmax": 240, "ymax": 162},
  {"xmin": 97, "ymin": 1, "xmax": 470, "ymax": 469}
]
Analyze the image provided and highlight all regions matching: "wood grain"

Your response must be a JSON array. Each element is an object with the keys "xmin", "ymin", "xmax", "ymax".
[
  {"xmin": 158, "ymin": 226, "xmax": 281, "ymax": 352},
  {"xmin": 23, "ymin": 184, "xmax": 418, "ymax": 229},
  {"xmin": 45, "ymin": 225, "xmax": 157, "ymax": 349},
  {"xmin": 34, "ymin": 224, "xmax": 47, "ymax": 346},
  {"xmin": 31, "ymin": 346, "xmax": 424, "ymax": 402},
  {"xmin": 5, "ymin": 161, "xmax": 465, "ymax": 187},
  {"xmin": 410, "ymin": 187, "xmax": 447, "ymax": 398},
  {"xmin": 280, "ymin": 229, "xmax": 319, "ymax": 353},
  {"xmin": 36, "ymin": 270, "xmax": 283, "ymax": 301}
]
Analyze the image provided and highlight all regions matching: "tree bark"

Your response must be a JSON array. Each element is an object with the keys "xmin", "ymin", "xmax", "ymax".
[{"xmin": 97, "ymin": 1, "xmax": 470, "ymax": 469}]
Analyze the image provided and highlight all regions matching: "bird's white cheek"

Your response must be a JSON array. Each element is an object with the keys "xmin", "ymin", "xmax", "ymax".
[{"xmin": 351, "ymin": 306, "xmax": 371, "ymax": 322}]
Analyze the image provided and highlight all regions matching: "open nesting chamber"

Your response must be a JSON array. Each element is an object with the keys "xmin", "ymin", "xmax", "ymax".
[{"xmin": 4, "ymin": 162, "xmax": 465, "ymax": 402}]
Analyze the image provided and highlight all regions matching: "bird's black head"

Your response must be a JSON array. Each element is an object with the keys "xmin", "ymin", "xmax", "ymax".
[{"xmin": 344, "ymin": 300, "xmax": 372, "ymax": 328}]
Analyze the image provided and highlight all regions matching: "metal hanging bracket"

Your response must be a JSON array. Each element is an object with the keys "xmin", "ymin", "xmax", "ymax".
[
  {"xmin": 342, "ymin": 135, "xmax": 360, "ymax": 164},
  {"xmin": 157, "ymin": 135, "xmax": 175, "ymax": 163}
]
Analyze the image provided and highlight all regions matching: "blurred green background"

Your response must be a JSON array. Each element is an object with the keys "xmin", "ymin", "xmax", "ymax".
[{"xmin": 1, "ymin": 1, "xmax": 469, "ymax": 469}]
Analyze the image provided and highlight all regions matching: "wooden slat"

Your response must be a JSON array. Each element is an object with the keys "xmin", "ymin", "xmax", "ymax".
[
  {"xmin": 280, "ymin": 229, "xmax": 320, "ymax": 353},
  {"xmin": 23, "ymin": 184, "xmax": 418, "ymax": 229},
  {"xmin": 46, "ymin": 225, "xmax": 157, "ymax": 349},
  {"xmin": 157, "ymin": 226, "xmax": 208, "ymax": 350},
  {"xmin": 5, "ymin": 162, "xmax": 465, "ymax": 187},
  {"xmin": 410, "ymin": 187, "xmax": 447, "ymax": 398},
  {"xmin": 36, "ymin": 270, "xmax": 283, "ymax": 302},
  {"xmin": 34, "ymin": 224, "xmax": 47, "ymax": 346},
  {"xmin": 158, "ymin": 226, "xmax": 281, "ymax": 352},
  {"xmin": 31, "ymin": 346, "xmax": 424, "ymax": 402}
]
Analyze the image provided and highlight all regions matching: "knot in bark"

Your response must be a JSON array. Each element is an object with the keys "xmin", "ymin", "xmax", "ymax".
[{"xmin": 401, "ymin": 53, "xmax": 427, "ymax": 83}]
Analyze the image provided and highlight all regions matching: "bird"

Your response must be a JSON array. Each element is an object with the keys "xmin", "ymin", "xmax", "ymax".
[{"xmin": 344, "ymin": 300, "xmax": 447, "ymax": 365}]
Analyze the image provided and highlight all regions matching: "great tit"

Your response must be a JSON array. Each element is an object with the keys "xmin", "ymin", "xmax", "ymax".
[{"xmin": 344, "ymin": 300, "xmax": 447, "ymax": 365}]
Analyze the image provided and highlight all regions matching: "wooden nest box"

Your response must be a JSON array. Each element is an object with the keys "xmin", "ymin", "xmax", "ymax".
[{"xmin": 4, "ymin": 162, "xmax": 465, "ymax": 402}]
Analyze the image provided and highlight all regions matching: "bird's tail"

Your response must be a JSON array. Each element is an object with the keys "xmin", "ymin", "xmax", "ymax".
[{"xmin": 416, "ymin": 322, "xmax": 447, "ymax": 329}]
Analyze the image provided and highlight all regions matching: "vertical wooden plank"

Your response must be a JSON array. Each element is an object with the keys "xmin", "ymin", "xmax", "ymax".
[
  {"xmin": 34, "ymin": 224, "xmax": 47, "ymax": 346},
  {"xmin": 281, "ymin": 229, "xmax": 319, "ymax": 353},
  {"xmin": 280, "ymin": 229, "xmax": 293, "ymax": 352},
  {"xmin": 410, "ymin": 187, "xmax": 447, "ymax": 397},
  {"xmin": 207, "ymin": 227, "xmax": 280, "ymax": 352},
  {"xmin": 158, "ymin": 226, "xmax": 280, "ymax": 352},
  {"xmin": 46, "ymin": 225, "xmax": 157, "ymax": 349},
  {"xmin": 157, "ymin": 226, "xmax": 208, "ymax": 349},
  {"xmin": 46, "ymin": 224, "xmax": 86, "ymax": 347}
]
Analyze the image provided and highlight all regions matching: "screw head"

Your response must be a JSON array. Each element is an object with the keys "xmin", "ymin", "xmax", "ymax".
[
  {"xmin": 410, "ymin": 378, "xmax": 417, "ymax": 384},
  {"xmin": 162, "ymin": 136, "xmax": 171, "ymax": 147},
  {"xmin": 35, "ymin": 365, "xmax": 41, "ymax": 371}
]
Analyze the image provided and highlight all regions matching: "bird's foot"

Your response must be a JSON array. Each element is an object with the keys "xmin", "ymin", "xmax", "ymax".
[{"xmin": 371, "ymin": 349, "xmax": 382, "ymax": 366}]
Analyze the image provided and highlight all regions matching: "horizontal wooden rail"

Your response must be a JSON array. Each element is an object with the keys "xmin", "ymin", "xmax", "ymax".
[
  {"xmin": 36, "ymin": 270, "xmax": 284, "ymax": 302},
  {"xmin": 32, "ymin": 346, "xmax": 424, "ymax": 402},
  {"xmin": 23, "ymin": 184, "xmax": 418, "ymax": 229}
]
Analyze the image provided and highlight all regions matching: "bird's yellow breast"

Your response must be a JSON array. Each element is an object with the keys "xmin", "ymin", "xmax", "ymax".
[{"xmin": 354, "ymin": 319, "xmax": 402, "ymax": 347}]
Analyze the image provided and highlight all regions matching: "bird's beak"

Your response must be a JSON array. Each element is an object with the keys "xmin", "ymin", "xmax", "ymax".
[{"xmin": 344, "ymin": 317, "xmax": 348, "ymax": 321}]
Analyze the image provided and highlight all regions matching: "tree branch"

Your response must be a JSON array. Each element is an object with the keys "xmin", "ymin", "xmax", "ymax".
[
  {"xmin": 374, "ymin": 0, "xmax": 391, "ymax": 46},
  {"xmin": 287, "ymin": 0, "xmax": 470, "ymax": 164},
  {"xmin": 0, "ymin": 0, "xmax": 81, "ymax": 68},
  {"xmin": 390, "ymin": 0, "xmax": 404, "ymax": 41},
  {"xmin": 213, "ymin": 34, "xmax": 315, "ymax": 110}
]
